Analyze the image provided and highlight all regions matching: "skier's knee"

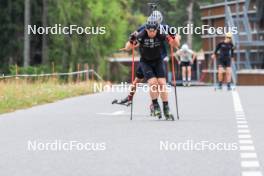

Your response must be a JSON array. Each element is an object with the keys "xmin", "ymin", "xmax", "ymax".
[
  {"xmin": 148, "ymin": 77, "xmax": 158, "ymax": 85},
  {"xmin": 157, "ymin": 78, "xmax": 166, "ymax": 85}
]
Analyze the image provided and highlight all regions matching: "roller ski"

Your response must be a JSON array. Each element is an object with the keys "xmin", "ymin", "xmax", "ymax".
[
  {"xmin": 150, "ymin": 104, "xmax": 154, "ymax": 116},
  {"xmin": 214, "ymin": 82, "xmax": 223, "ymax": 91},
  {"xmin": 152, "ymin": 103, "xmax": 162, "ymax": 119},
  {"xmin": 112, "ymin": 96, "xmax": 132, "ymax": 107},
  {"xmin": 163, "ymin": 104, "xmax": 174, "ymax": 121},
  {"xmin": 227, "ymin": 82, "xmax": 235, "ymax": 91}
]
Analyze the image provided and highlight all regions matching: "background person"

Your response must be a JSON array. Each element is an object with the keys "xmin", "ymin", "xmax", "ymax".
[
  {"xmin": 211, "ymin": 32, "xmax": 235, "ymax": 90},
  {"xmin": 176, "ymin": 44, "xmax": 196, "ymax": 86}
]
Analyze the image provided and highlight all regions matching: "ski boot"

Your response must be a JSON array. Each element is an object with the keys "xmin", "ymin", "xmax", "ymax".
[
  {"xmin": 182, "ymin": 81, "xmax": 187, "ymax": 87},
  {"xmin": 112, "ymin": 96, "xmax": 132, "ymax": 106},
  {"xmin": 227, "ymin": 83, "xmax": 232, "ymax": 91},
  {"xmin": 215, "ymin": 82, "xmax": 223, "ymax": 90},
  {"xmin": 163, "ymin": 104, "xmax": 174, "ymax": 121},
  {"xmin": 187, "ymin": 81, "xmax": 191, "ymax": 87},
  {"xmin": 153, "ymin": 103, "xmax": 162, "ymax": 119},
  {"xmin": 150, "ymin": 104, "xmax": 154, "ymax": 116}
]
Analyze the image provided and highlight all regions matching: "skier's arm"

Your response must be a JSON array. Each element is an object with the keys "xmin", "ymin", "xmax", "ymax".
[
  {"xmin": 211, "ymin": 43, "xmax": 221, "ymax": 60},
  {"xmin": 231, "ymin": 44, "xmax": 235, "ymax": 63},
  {"xmin": 166, "ymin": 35, "xmax": 178, "ymax": 48},
  {"xmin": 191, "ymin": 52, "xmax": 196, "ymax": 64},
  {"xmin": 120, "ymin": 33, "xmax": 139, "ymax": 51},
  {"xmin": 166, "ymin": 34, "xmax": 180, "ymax": 49},
  {"xmin": 120, "ymin": 41, "xmax": 138, "ymax": 51},
  {"xmin": 174, "ymin": 34, "xmax": 181, "ymax": 49},
  {"xmin": 175, "ymin": 50, "xmax": 182, "ymax": 64}
]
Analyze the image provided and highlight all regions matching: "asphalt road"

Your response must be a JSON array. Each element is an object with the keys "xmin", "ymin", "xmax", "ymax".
[{"xmin": 0, "ymin": 86, "xmax": 263, "ymax": 176}]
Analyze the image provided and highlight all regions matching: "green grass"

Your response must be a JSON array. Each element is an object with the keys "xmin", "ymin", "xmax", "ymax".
[{"xmin": 0, "ymin": 79, "xmax": 101, "ymax": 114}]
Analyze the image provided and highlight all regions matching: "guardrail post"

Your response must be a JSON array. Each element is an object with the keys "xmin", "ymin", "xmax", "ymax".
[
  {"xmin": 85, "ymin": 64, "xmax": 88, "ymax": 81},
  {"xmin": 77, "ymin": 63, "xmax": 80, "ymax": 83},
  {"xmin": 91, "ymin": 64, "xmax": 94, "ymax": 81}
]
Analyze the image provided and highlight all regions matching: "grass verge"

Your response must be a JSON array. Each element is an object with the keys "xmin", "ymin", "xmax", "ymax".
[{"xmin": 0, "ymin": 79, "xmax": 101, "ymax": 114}]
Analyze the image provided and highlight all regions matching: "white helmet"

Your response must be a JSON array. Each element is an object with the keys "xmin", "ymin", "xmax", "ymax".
[
  {"xmin": 181, "ymin": 44, "xmax": 189, "ymax": 51},
  {"xmin": 151, "ymin": 10, "xmax": 163, "ymax": 25}
]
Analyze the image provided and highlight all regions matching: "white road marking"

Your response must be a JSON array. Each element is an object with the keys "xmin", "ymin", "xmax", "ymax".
[
  {"xmin": 240, "ymin": 153, "xmax": 257, "ymax": 159},
  {"xmin": 237, "ymin": 121, "xmax": 248, "ymax": 124},
  {"xmin": 242, "ymin": 171, "xmax": 263, "ymax": 176},
  {"xmin": 97, "ymin": 110, "xmax": 125, "ymax": 116},
  {"xmin": 237, "ymin": 125, "xmax": 249, "ymax": 128},
  {"xmin": 239, "ymin": 140, "xmax": 253, "ymax": 144},
  {"xmin": 237, "ymin": 114, "xmax": 245, "ymax": 117},
  {"xmin": 241, "ymin": 161, "xmax": 260, "ymax": 168},
  {"xmin": 240, "ymin": 146, "xmax": 255, "ymax": 151},
  {"xmin": 238, "ymin": 134, "xmax": 252, "ymax": 139},
  {"xmin": 232, "ymin": 91, "xmax": 263, "ymax": 176},
  {"xmin": 236, "ymin": 117, "xmax": 246, "ymax": 120},
  {"xmin": 238, "ymin": 129, "xmax": 250, "ymax": 133}
]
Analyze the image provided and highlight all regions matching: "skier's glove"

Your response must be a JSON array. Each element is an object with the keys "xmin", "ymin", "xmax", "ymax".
[
  {"xmin": 166, "ymin": 35, "xmax": 174, "ymax": 44},
  {"xmin": 129, "ymin": 33, "xmax": 137, "ymax": 44}
]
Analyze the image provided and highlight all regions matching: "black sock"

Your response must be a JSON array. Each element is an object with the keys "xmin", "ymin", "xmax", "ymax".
[
  {"xmin": 152, "ymin": 99, "xmax": 158, "ymax": 105},
  {"xmin": 219, "ymin": 81, "xmax": 222, "ymax": 86},
  {"xmin": 163, "ymin": 101, "xmax": 168, "ymax": 107}
]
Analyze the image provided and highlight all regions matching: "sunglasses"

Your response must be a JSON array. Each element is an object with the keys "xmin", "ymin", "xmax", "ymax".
[{"xmin": 147, "ymin": 28, "xmax": 157, "ymax": 32}]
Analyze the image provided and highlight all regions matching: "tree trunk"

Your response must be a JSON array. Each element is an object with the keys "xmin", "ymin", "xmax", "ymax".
[
  {"xmin": 186, "ymin": 0, "xmax": 194, "ymax": 48},
  {"xmin": 42, "ymin": 0, "xmax": 48, "ymax": 64},
  {"xmin": 24, "ymin": 0, "xmax": 30, "ymax": 67}
]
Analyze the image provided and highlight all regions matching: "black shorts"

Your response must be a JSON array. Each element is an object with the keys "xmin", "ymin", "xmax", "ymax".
[
  {"xmin": 136, "ymin": 65, "xmax": 144, "ymax": 79},
  {"xmin": 180, "ymin": 61, "xmax": 191, "ymax": 67},
  {"xmin": 218, "ymin": 57, "xmax": 231, "ymax": 68},
  {"xmin": 140, "ymin": 60, "xmax": 165, "ymax": 81}
]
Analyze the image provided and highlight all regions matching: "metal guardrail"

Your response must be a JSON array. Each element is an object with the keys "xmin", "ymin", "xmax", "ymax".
[{"xmin": 0, "ymin": 69, "xmax": 104, "ymax": 81}]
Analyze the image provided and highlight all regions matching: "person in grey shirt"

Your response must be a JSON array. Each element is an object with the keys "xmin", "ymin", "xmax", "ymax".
[{"xmin": 176, "ymin": 44, "xmax": 196, "ymax": 86}]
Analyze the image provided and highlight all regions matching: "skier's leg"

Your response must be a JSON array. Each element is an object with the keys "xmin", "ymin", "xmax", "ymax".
[
  {"xmin": 156, "ymin": 59, "xmax": 173, "ymax": 120},
  {"xmin": 158, "ymin": 78, "xmax": 173, "ymax": 120},
  {"xmin": 218, "ymin": 65, "xmax": 224, "ymax": 89},
  {"xmin": 112, "ymin": 64, "xmax": 144, "ymax": 105},
  {"xmin": 128, "ymin": 77, "xmax": 143, "ymax": 99},
  {"xmin": 182, "ymin": 66, "xmax": 187, "ymax": 86},
  {"xmin": 157, "ymin": 78, "xmax": 168, "ymax": 102},
  {"xmin": 149, "ymin": 77, "xmax": 161, "ymax": 118},
  {"xmin": 148, "ymin": 77, "xmax": 159, "ymax": 100},
  {"xmin": 187, "ymin": 65, "xmax": 192, "ymax": 86},
  {"xmin": 141, "ymin": 61, "xmax": 161, "ymax": 118},
  {"xmin": 127, "ymin": 64, "xmax": 144, "ymax": 99},
  {"xmin": 226, "ymin": 66, "xmax": 232, "ymax": 90}
]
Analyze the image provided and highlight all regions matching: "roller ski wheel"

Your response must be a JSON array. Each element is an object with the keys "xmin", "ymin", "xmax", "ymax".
[
  {"xmin": 227, "ymin": 84, "xmax": 235, "ymax": 91},
  {"xmin": 150, "ymin": 104, "xmax": 154, "ymax": 116},
  {"xmin": 153, "ymin": 104, "xmax": 162, "ymax": 119},
  {"xmin": 163, "ymin": 105, "xmax": 174, "ymax": 121},
  {"xmin": 111, "ymin": 97, "xmax": 132, "ymax": 107},
  {"xmin": 214, "ymin": 84, "xmax": 223, "ymax": 91}
]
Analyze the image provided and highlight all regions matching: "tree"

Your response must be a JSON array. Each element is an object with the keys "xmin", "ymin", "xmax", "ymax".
[
  {"xmin": 186, "ymin": 0, "xmax": 194, "ymax": 48},
  {"xmin": 24, "ymin": 0, "xmax": 30, "ymax": 67},
  {"xmin": 42, "ymin": 0, "xmax": 48, "ymax": 64}
]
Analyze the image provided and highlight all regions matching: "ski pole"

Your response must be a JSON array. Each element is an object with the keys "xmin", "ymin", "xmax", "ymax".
[
  {"xmin": 213, "ymin": 56, "xmax": 217, "ymax": 90},
  {"xmin": 170, "ymin": 45, "xmax": 180, "ymax": 120},
  {"xmin": 130, "ymin": 43, "xmax": 135, "ymax": 120}
]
